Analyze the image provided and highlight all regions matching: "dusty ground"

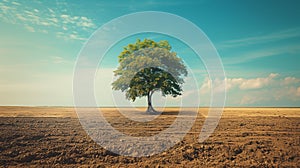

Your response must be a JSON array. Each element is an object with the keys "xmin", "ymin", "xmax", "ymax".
[{"xmin": 0, "ymin": 106, "xmax": 299, "ymax": 167}]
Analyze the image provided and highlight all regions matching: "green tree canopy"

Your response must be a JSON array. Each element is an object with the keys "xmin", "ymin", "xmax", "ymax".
[{"xmin": 112, "ymin": 39, "xmax": 187, "ymax": 114}]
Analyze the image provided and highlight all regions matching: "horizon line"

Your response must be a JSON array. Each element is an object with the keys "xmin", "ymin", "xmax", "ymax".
[{"xmin": 1, "ymin": 105, "xmax": 300, "ymax": 108}]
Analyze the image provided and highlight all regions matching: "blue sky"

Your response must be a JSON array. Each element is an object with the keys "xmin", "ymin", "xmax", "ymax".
[{"xmin": 0, "ymin": 0, "xmax": 300, "ymax": 107}]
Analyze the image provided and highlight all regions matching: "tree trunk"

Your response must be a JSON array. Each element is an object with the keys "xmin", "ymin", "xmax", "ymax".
[{"xmin": 146, "ymin": 91, "xmax": 158, "ymax": 114}]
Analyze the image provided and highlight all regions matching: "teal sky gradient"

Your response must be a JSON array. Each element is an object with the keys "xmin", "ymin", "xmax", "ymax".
[{"xmin": 1, "ymin": 0, "xmax": 300, "ymax": 106}]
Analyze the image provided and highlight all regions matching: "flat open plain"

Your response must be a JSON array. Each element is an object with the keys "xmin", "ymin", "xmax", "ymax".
[{"xmin": 0, "ymin": 107, "xmax": 299, "ymax": 167}]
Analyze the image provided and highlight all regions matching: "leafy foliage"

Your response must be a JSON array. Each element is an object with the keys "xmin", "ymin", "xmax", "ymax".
[
  {"xmin": 127, "ymin": 67, "xmax": 182, "ymax": 101},
  {"xmin": 112, "ymin": 39, "xmax": 187, "ymax": 103}
]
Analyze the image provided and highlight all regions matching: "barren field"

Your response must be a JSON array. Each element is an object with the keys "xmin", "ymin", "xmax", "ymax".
[{"xmin": 0, "ymin": 106, "xmax": 299, "ymax": 167}]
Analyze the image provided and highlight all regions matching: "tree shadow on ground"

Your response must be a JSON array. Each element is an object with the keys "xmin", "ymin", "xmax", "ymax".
[{"xmin": 160, "ymin": 111, "xmax": 179, "ymax": 115}]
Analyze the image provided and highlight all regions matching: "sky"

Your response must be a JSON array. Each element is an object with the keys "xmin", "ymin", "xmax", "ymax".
[{"xmin": 0, "ymin": 0, "xmax": 300, "ymax": 107}]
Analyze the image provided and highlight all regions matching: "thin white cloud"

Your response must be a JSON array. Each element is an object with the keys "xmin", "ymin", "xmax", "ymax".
[
  {"xmin": 69, "ymin": 34, "xmax": 86, "ymax": 41},
  {"xmin": 25, "ymin": 25, "xmax": 35, "ymax": 32},
  {"xmin": 56, "ymin": 31, "xmax": 87, "ymax": 41},
  {"xmin": 106, "ymin": 0, "xmax": 203, "ymax": 11},
  {"xmin": 11, "ymin": 2, "xmax": 20, "ymax": 6},
  {"xmin": 219, "ymin": 27, "xmax": 300, "ymax": 49},
  {"xmin": 0, "ymin": 1, "xmax": 96, "ymax": 41},
  {"xmin": 200, "ymin": 73, "xmax": 300, "ymax": 106},
  {"xmin": 282, "ymin": 77, "xmax": 300, "ymax": 86},
  {"xmin": 223, "ymin": 43, "xmax": 300, "ymax": 65},
  {"xmin": 202, "ymin": 73, "xmax": 282, "ymax": 91},
  {"xmin": 51, "ymin": 56, "xmax": 71, "ymax": 64},
  {"xmin": 219, "ymin": 27, "xmax": 300, "ymax": 64},
  {"xmin": 60, "ymin": 14, "xmax": 95, "ymax": 29},
  {"xmin": 239, "ymin": 85, "xmax": 300, "ymax": 105},
  {"xmin": 238, "ymin": 73, "xmax": 278, "ymax": 90}
]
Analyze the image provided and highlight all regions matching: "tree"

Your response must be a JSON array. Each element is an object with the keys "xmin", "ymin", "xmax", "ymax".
[{"xmin": 112, "ymin": 39, "xmax": 187, "ymax": 114}]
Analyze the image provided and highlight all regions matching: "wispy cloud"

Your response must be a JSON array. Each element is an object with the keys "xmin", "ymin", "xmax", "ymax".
[
  {"xmin": 95, "ymin": 0, "xmax": 203, "ymax": 11},
  {"xmin": 11, "ymin": 1, "xmax": 20, "ymax": 6},
  {"xmin": 0, "ymin": 1, "xmax": 96, "ymax": 41},
  {"xmin": 200, "ymin": 73, "xmax": 300, "ymax": 106},
  {"xmin": 239, "ymin": 85, "xmax": 300, "ymax": 105},
  {"xmin": 223, "ymin": 43, "xmax": 300, "ymax": 65},
  {"xmin": 51, "ymin": 56, "xmax": 72, "ymax": 64},
  {"xmin": 218, "ymin": 27, "xmax": 300, "ymax": 64},
  {"xmin": 219, "ymin": 27, "xmax": 300, "ymax": 49}
]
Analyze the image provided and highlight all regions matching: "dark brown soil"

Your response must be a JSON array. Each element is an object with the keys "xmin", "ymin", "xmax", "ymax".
[{"xmin": 0, "ymin": 107, "xmax": 299, "ymax": 167}]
